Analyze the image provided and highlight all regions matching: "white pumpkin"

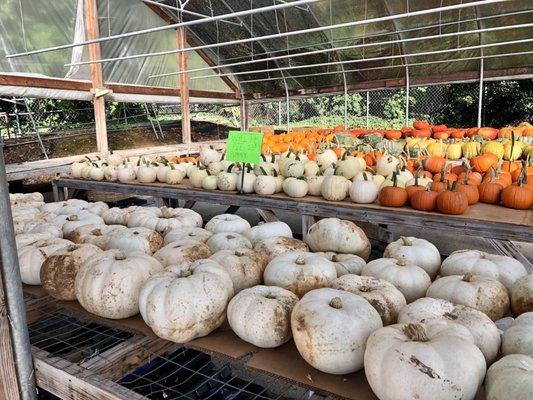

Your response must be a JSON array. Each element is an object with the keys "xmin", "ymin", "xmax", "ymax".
[
  {"xmin": 274, "ymin": 174, "xmax": 284, "ymax": 193},
  {"xmin": 228, "ymin": 285, "xmax": 299, "ymax": 348},
  {"xmin": 89, "ymin": 164, "xmax": 105, "ymax": 181},
  {"xmin": 16, "ymin": 232, "xmax": 57, "ymax": 249},
  {"xmin": 263, "ymin": 252, "xmax": 337, "ymax": 298},
  {"xmin": 153, "ymin": 241, "xmax": 211, "ymax": 268},
  {"xmin": 282, "ymin": 177, "xmax": 308, "ymax": 198},
  {"xmin": 253, "ymin": 237, "xmax": 309, "ymax": 262},
  {"xmin": 253, "ymin": 174, "xmax": 277, "ymax": 195},
  {"xmin": 316, "ymin": 149, "xmax": 338, "ymax": 171},
  {"xmin": 163, "ymin": 227, "xmax": 212, "ymax": 245},
  {"xmin": 305, "ymin": 218, "xmax": 371, "ymax": 260},
  {"xmin": 101, "ymin": 206, "xmax": 136, "ymax": 226},
  {"xmin": 306, "ymin": 175, "xmax": 324, "ymax": 196},
  {"xmin": 349, "ymin": 176, "xmax": 379, "ymax": 204},
  {"xmin": 510, "ymin": 274, "xmax": 533, "ymax": 316},
  {"xmin": 103, "ymin": 165, "xmax": 118, "ymax": 181},
  {"xmin": 362, "ymin": 258, "xmax": 431, "ymax": 303},
  {"xmin": 205, "ymin": 232, "xmax": 252, "ymax": 253},
  {"xmin": 127, "ymin": 207, "xmax": 202, "ymax": 233},
  {"xmin": 376, "ymin": 155, "xmax": 400, "ymax": 176},
  {"xmin": 165, "ymin": 166, "xmax": 186, "ymax": 184},
  {"xmin": 314, "ymin": 252, "xmax": 366, "ymax": 276},
  {"xmin": 40, "ymin": 243, "xmax": 102, "ymax": 300},
  {"xmin": 76, "ymin": 250, "xmax": 164, "ymax": 319},
  {"xmin": 292, "ymin": 288, "xmax": 382, "ymax": 374},
  {"xmin": 235, "ymin": 171, "xmax": 256, "ymax": 193},
  {"xmin": 210, "ymin": 249, "xmax": 268, "ymax": 292},
  {"xmin": 66, "ymin": 224, "xmax": 128, "ymax": 249},
  {"xmin": 303, "ymin": 160, "xmax": 320, "ymax": 177},
  {"xmin": 61, "ymin": 211, "xmax": 104, "ymax": 237},
  {"xmin": 106, "ymin": 227, "xmax": 164, "ymax": 255},
  {"xmin": 336, "ymin": 156, "xmax": 364, "ymax": 180},
  {"xmin": 207, "ymin": 160, "xmax": 223, "ymax": 176},
  {"xmin": 485, "ymin": 354, "xmax": 533, "ymax": 400},
  {"xmin": 190, "ymin": 168, "xmax": 208, "ymax": 188},
  {"xmin": 70, "ymin": 161, "xmax": 88, "ymax": 178},
  {"xmin": 85, "ymin": 201, "xmax": 109, "ymax": 216},
  {"xmin": 364, "ymin": 321, "xmax": 486, "ymax": 400},
  {"xmin": 426, "ymin": 273, "xmax": 510, "ymax": 321},
  {"xmin": 205, "ymin": 214, "xmax": 251, "ymax": 234},
  {"xmin": 41, "ymin": 199, "xmax": 88, "ymax": 215},
  {"xmin": 501, "ymin": 312, "xmax": 533, "ymax": 356},
  {"xmin": 137, "ymin": 165, "xmax": 157, "ymax": 183},
  {"xmin": 117, "ymin": 165, "xmax": 136, "ymax": 182},
  {"xmin": 156, "ymin": 164, "xmax": 171, "ymax": 182},
  {"xmin": 383, "ymin": 236, "xmax": 442, "ymax": 280},
  {"xmin": 201, "ymin": 174, "xmax": 218, "ymax": 190},
  {"xmin": 244, "ymin": 221, "xmax": 292, "ymax": 245},
  {"xmin": 440, "ymin": 249, "xmax": 527, "ymax": 291},
  {"xmin": 139, "ymin": 259, "xmax": 234, "ymax": 342},
  {"xmin": 216, "ymin": 169, "xmax": 238, "ymax": 191},
  {"xmin": 18, "ymin": 238, "xmax": 73, "ymax": 285},
  {"xmin": 332, "ymin": 274, "xmax": 406, "ymax": 325},
  {"xmin": 281, "ymin": 159, "xmax": 305, "ymax": 178},
  {"xmin": 321, "ymin": 175, "xmax": 350, "ymax": 201},
  {"xmin": 199, "ymin": 146, "xmax": 221, "ymax": 167},
  {"xmin": 398, "ymin": 297, "xmax": 501, "ymax": 363},
  {"xmin": 25, "ymin": 223, "xmax": 63, "ymax": 239},
  {"xmin": 353, "ymin": 171, "xmax": 386, "ymax": 186}
]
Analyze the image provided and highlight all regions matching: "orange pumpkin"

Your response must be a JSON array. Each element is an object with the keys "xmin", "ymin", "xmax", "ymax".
[
  {"xmin": 385, "ymin": 130, "xmax": 402, "ymax": 140},
  {"xmin": 456, "ymin": 180, "xmax": 480, "ymax": 205},
  {"xmin": 450, "ymin": 129, "xmax": 467, "ymax": 139},
  {"xmin": 458, "ymin": 170, "xmax": 483, "ymax": 186},
  {"xmin": 432, "ymin": 124, "xmax": 448, "ymax": 133},
  {"xmin": 433, "ymin": 172, "xmax": 458, "ymax": 183},
  {"xmin": 378, "ymin": 173, "xmax": 408, "ymax": 207},
  {"xmin": 471, "ymin": 153, "xmax": 498, "ymax": 173},
  {"xmin": 413, "ymin": 120, "xmax": 431, "ymax": 130},
  {"xmin": 410, "ymin": 187, "xmax": 439, "ymax": 211},
  {"xmin": 424, "ymin": 156, "xmax": 447, "ymax": 174},
  {"xmin": 478, "ymin": 179, "xmax": 504, "ymax": 204},
  {"xmin": 477, "ymin": 127, "xmax": 499, "ymax": 140},
  {"xmin": 482, "ymin": 167, "xmax": 512, "ymax": 188},
  {"xmin": 437, "ymin": 182, "xmax": 469, "ymax": 215},
  {"xmin": 500, "ymin": 168, "xmax": 533, "ymax": 209},
  {"xmin": 465, "ymin": 127, "xmax": 479, "ymax": 137},
  {"xmin": 412, "ymin": 129, "xmax": 432, "ymax": 138},
  {"xmin": 498, "ymin": 127, "xmax": 524, "ymax": 139}
]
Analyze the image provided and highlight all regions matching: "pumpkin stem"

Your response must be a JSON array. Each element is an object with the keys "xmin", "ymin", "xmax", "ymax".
[
  {"xmin": 295, "ymin": 256, "xmax": 306, "ymax": 265},
  {"xmin": 329, "ymin": 297, "xmax": 343, "ymax": 309},
  {"xmin": 234, "ymin": 250, "xmax": 246, "ymax": 257},
  {"xmin": 462, "ymin": 273, "xmax": 474, "ymax": 282},
  {"xmin": 396, "ymin": 258, "xmax": 407, "ymax": 266},
  {"xmin": 359, "ymin": 285, "xmax": 372, "ymax": 293},
  {"xmin": 67, "ymin": 215, "xmax": 79, "ymax": 222},
  {"xmin": 400, "ymin": 236, "xmax": 412, "ymax": 246},
  {"xmin": 402, "ymin": 323, "xmax": 429, "ymax": 342},
  {"xmin": 114, "ymin": 252, "xmax": 127, "ymax": 261}
]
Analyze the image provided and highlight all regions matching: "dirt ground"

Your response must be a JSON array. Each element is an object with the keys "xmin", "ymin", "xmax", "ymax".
[{"xmin": 3, "ymin": 120, "xmax": 232, "ymax": 164}]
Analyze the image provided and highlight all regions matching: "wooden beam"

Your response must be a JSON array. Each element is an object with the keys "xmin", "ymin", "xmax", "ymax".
[
  {"xmin": 84, "ymin": 0, "xmax": 109, "ymax": 154},
  {"xmin": 0, "ymin": 276, "xmax": 21, "ymax": 400},
  {"xmin": 177, "ymin": 27, "xmax": 191, "ymax": 144}
]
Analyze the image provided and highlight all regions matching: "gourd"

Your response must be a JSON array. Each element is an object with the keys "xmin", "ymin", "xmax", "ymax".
[
  {"xmin": 244, "ymin": 221, "xmax": 292, "ymax": 245},
  {"xmin": 398, "ymin": 297, "xmax": 501, "ymax": 363},
  {"xmin": 210, "ymin": 249, "xmax": 268, "ymax": 292},
  {"xmin": 485, "ymin": 354, "xmax": 533, "ymax": 400},
  {"xmin": 364, "ymin": 321, "xmax": 486, "ymax": 400},
  {"xmin": 383, "ymin": 236, "xmax": 441, "ymax": 279},
  {"xmin": 263, "ymin": 252, "xmax": 337, "ymax": 298},
  {"xmin": 228, "ymin": 285, "xmax": 299, "ymax": 348},
  {"xmin": 205, "ymin": 214, "xmax": 251, "ymax": 234},
  {"xmin": 282, "ymin": 177, "xmax": 308, "ymax": 198},
  {"xmin": 362, "ymin": 258, "xmax": 431, "ymax": 303},
  {"xmin": 332, "ymin": 275, "xmax": 406, "ymax": 325},
  {"xmin": 349, "ymin": 174, "xmax": 379, "ymax": 203},
  {"xmin": 40, "ymin": 244, "xmax": 102, "ymax": 300},
  {"xmin": 216, "ymin": 166, "xmax": 238, "ymax": 191},
  {"xmin": 253, "ymin": 237, "xmax": 309, "ymax": 262},
  {"xmin": 106, "ymin": 227, "xmax": 164, "ymax": 255},
  {"xmin": 199, "ymin": 146, "xmax": 221, "ymax": 167},
  {"xmin": 306, "ymin": 175, "xmax": 324, "ymax": 196},
  {"xmin": 66, "ymin": 224, "xmax": 128, "ymax": 249},
  {"xmin": 163, "ymin": 227, "xmax": 212, "ymax": 245},
  {"xmin": 205, "ymin": 232, "xmax": 252, "ymax": 253},
  {"xmin": 201, "ymin": 174, "xmax": 218, "ymax": 190},
  {"xmin": 127, "ymin": 207, "xmax": 202, "ymax": 233},
  {"xmin": 153, "ymin": 241, "xmax": 211, "ymax": 268},
  {"xmin": 137, "ymin": 165, "xmax": 157, "ymax": 183},
  {"xmin": 501, "ymin": 312, "xmax": 533, "ymax": 356},
  {"xmin": 190, "ymin": 168, "xmax": 208, "ymax": 188},
  {"xmin": 440, "ymin": 249, "xmax": 527, "ymax": 291},
  {"xmin": 165, "ymin": 166, "xmax": 186, "ymax": 184},
  {"xmin": 426, "ymin": 273, "xmax": 510, "ymax": 321},
  {"xmin": 292, "ymin": 288, "xmax": 382, "ymax": 374},
  {"xmin": 314, "ymin": 252, "xmax": 366, "ymax": 276},
  {"xmin": 321, "ymin": 175, "xmax": 350, "ymax": 201},
  {"xmin": 117, "ymin": 164, "xmax": 136, "ymax": 182},
  {"xmin": 253, "ymin": 174, "xmax": 277, "ymax": 195},
  {"xmin": 510, "ymin": 274, "xmax": 533, "ymax": 315},
  {"xmin": 139, "ymin": 259, "xmax": 234, "ymax": 342},
  {"xmin": 18, "ymin": 238, "xmax": 73, "ymax": 285},
  {"xmin": 305, "ymin": 218, "xmax": 371, "ymax": 260}
]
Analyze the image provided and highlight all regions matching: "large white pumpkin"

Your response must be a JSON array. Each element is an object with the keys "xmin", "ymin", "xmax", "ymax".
[
  {"xmin": 41, "ymin": 199, "xmax": 88, "ymax": 215},
  {"xmin": 332, "ymin": 274, "xmax": 406, "ymax": 325},
  {"xmin": 153, "ymin": 241, "xmax": 211, "ymax": 268},
  {"xmin": 440, "ymin": 249, "xmax": 527, "ymax": 291},
  {"xmin": 163, "ymin": 227, "xmax": 212, "ymax": 245},
  {"xmin": 292, "ymin": 288, "xmax": 382, "ymax": 374},
  {"xmin": 228, "ymin": 285, "xmax": 299, "ymax": 348},
  {"xmin": 426, "ymin": 273, "xmax": 510, "ymax": 321},
  {"xmin": 264, "ymin": 252, "xmax": 337, "ymax": 298},
  {"xmin": 101, "ymin": 206, "xmax": 138, "ymax": 226},
  {"xmin": 18, "ymin": 238, "xmax": 73, "ymax": 285},
  {"xmin": 61, "ymin": 211, "xmax": 104, "ymax": 237},
  {"xmin": 210, "ymin": 249, "xmax": 268, "ymax": 292},
  {"xmin": 501, "ymin": 312, "xmax": 533, "ymax": 357},
  {"xmin": 314, "ymin": 252, "xmax": 366, "ymax": 276},
  {"xmin": 40, "ymin": 244, "xmax": 102, "ymax": 300},
  {"xmin": 205, "ymin": 232, "xmax": 252, "ymax": 253},
  {"xmin": 383, "ymin": 236, "xmax": 442, "ymax": 279},
  {"xmin": 25, "ymin": 222, "xmax": 63, "ymax": 239},
  {"xmin": 205, "ymin": 214, "xmax": 251, "ymax": 234},
  {"xmin": 398, "ymin": 297, "xmax": 501, "ymax": 363},
  {"xmin": 364, "ymin": 321, "xmax": 486, "ymax": 400},
  {"xmin": 485, "ymin": 354, "xmax": 533, "ymax": 400},
  {"xmin": 510, "ymin": 274, "xmax": 533, "ymax": 316},
  {"xmin": 105, "ymin": 227, "xmax": 164, "ymax": 255},
  {"xmin": 76, "ymin": 250, "xmax": 164, "ymax": 319},
  {"xmin": 253, "ymin": 237, "xmax": 309, "ymax": 262},
  {"xmin": 16, "ymin": 232, "xmax": 57, "ymax": 249},
  {"xmin": 305, "ymin": 218, "xmax": 371, "ymax": 260},
  {"xmin": 244, "ymin": 221, "xmax": 292, "ymax": 245},
  {"xmin": 127, "ymin": 207, "xmax": 202, "ymax": 233},
  {"xmin": 66, "ymin": 224, "xmax": 128, "ymax": 249},
  {"xmin": 361, "ymin": 258, "xmax": 431, "ymax": 303},
  {"xmin": 139, "ymin": 260, "xmax": 234, "ymax": 342}
]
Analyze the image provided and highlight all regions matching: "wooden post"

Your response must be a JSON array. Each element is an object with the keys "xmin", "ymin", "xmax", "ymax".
[
  {"xmin": 84, "ymin": 0, "xmax": 109, "ymax": 154},
  {"xmin": 0, "ymin": 276, "xmax": 21, "ymax": 400},
  {"xmin": 177, "ymin": 27, "xmax": 191, "ymax": 144}
]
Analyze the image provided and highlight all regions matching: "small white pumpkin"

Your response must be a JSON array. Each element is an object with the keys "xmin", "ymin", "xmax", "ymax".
[
  {"xmin": 70, "ymin": 160, "xmax": 88, "ymax": 178},
  {"xmin": 153, "ymin": 241, "xmax": 211, "ymax": 268},
  {"xmin": 127, "ymin": 207, "xmax": 202, "ymax": 233},
  {"xmin": 292, "ymin": 288, "xmax": 382, "ymax": 374},
  {"xmin": 66, "ymin": 224, "xmax": 128, "ymax": 249},
  {"xmin": 282, "ymin": 177, "xmax": 308, "ymax": 198},
  {"xmin": 253, "ymin": 237, "xmax": 309, "ymax": 262},
  {"xmin": 376, "ymin": 155, "xmax": 400, "ymax": 177},
  {"xmin": 18, "ymin": 238, "xmax": 73, "ymax": 285},
  {"xmin": 314, "ymin": 251, "xmax": 366, "ymax": 276},
  {"xmin": 362, "ymin": 258, "xmax": 431, "ymax": 303},
  {"xmin": 510, "ymin": 274, "xmax": 533, "ymax": 316},
  {"xmin": 263, "ymin": 252, "xmax": 337, "ymax": 298},
  {"xmin": 274, "ymin": 174, "xmax": 284, "ymax": 193},
  {"xmin": 228, "ymin": 285, "xmax": 299, "ymax": 348},
  {"xmin": 426, "ymin": 273, "xmax": 510, "ymax": 321},
  {"xmin": 76, "ymin": 250, "xmax": 164, "ymax": 319},
  {"xmin": 336, "ymin": 155, "xmax": 364, "ymax": 180},
  {"xmin": 190, "ymin": 168, "xmax": 208, "ymax": 188},
  {"xmin": 281, "ymin": 159, "xmax": 305, "ymax": 178},
  {"xmin": 16, "ymin": 232, "xmax": 57, "ymax": 249},
  {"xmin": 103, "ymin": 165, "xmax": 118, "ymax": 181},
  {"xmin": 89, "ymin": 164, "xmax": 105, "ymax": 181},
  {"xmin": 303, "ymin": 160, "xmax": 320, "ymax": 177},
  {"xmin": 205, "ymin": 214, "xmax": 251, "ymax": 234},
  {"xmin": 306, "ymin": 175, "xmax": 325, "ymax": 196},
  {"xmin": 106, "ymin": 226, "xmax": 164, "ymax": 255},
  {"xmin": 235, "ymin": 171, "xmax": 257, "ymax": 193},
  {"xmin": 165, "ymin": 167, "xmax": 186, "ymax": 184},
  {"xmin": 440, "ymin": 249, "xmax": 527, "ymax": 291},
  {"xmin": 332, "ymin": 274, "xmax": 406, "ymax": 325},
  {"xmin": 205, "ymin": 232, "xmax": 252, "ymax": 253},
  {"xmin": 216, "ymin": 169, "xmax": 238, "ymax": 191},
  {"xmin": 383, "ymin": 236, "xmax": 442, "ymax": 280},
  {"xmin": 398, "ymin": 297, "xmax": 501, "ymax": 363},
  {"xmin": 364, "ymin": 321, "xmax": 486, "ymax": 400},
  {"xmin": 137, "ymin": 165, "xmax": 157, "ymax": 183},
  {"xmin": 25, "ymin": 223, "xmax": 63, "ymax": 239},
  {"xmin": 321, "ymin": 175, "xmax": 350, "ymax": 201},
  {"xmin": 163, "ymin": 227, "xmax": 212, "ymax": 245},
  {"xmin": 201, "ymin": 174, "xmax": 218, "ymax": 190},
  {"xmin": 199, "ymin": 146, "xmax": 221, "ymax": 167},
  {"xmin": 316, "ymin": 149, "xmax": 338, "ymax": 171},
  {"xmin": 85, "ymin": 201, "xmax": 109, "ymax": 216},
  {"xmin": 156, "ymin": 164, "xmax": 171, "ymax": 182},
  {"xmin": 139, "ymin": 259, "xmax": 234, "ymax": 342},
  {"xmin": 353, "ymin": 171, "xmax": 385, "ymax": 186},
  {"xmin": 485, "ymin": 354, "xmax": 533, "ymax": 400},
  {"xmin": 349, "ymin": 175, "xmax": 379, "ymax": 204},
  {"xmin": 61, "ymin": 211, "xmax": 105, "ymax": 237},
  {"xmin": 210, "ymin": 248, "xmax": 268, "ymax": 292},
  {"xmin": 253, "ymin": 174, "xmax": 277, "ymax": 195},
  {"xmin": 501, "ymin": 312, "xmax": 533, "ymax": 356},
  {"xmin": 101, "ymin": 206, "xmax": 135, "ymax": 226},
  {"xmin": 244, "ymin": 221, "xmax": 292, "ymax": 245},
  {"xmin": 117, "ymin": 165, "xmax": 136, "ymax": 182},
  {"xmin": 305, "ymin": 218, "xmax": 371, "ymax": 260}
]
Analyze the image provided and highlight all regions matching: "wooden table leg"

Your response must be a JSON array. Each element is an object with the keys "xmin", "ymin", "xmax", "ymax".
[
  {"xmin": 301, "ymin": 215, "xmax": 317, "ymax": 240},
  {"xmin": 257, "ymin": 209, "xmax": 278, "ymax": 222}
]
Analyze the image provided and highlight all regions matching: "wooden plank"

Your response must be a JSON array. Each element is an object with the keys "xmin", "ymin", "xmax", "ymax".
[
  {"xmin": 257, "ymin": 209, "xmax": 278, "ymax": 222},
  {"xmin": 177, "ymin": 27, "xmax": 191, "ymax": 144},
  {"xmin": 0, "ymin": 276, "xmax": 21, "ymax": 400},
  {"xmin": 301, "ymin": 215, "xmax": 317, "ymax": 240},
  {"xmin": 486, "ymin": 239, "xmax": 533, "ymax": 272}
]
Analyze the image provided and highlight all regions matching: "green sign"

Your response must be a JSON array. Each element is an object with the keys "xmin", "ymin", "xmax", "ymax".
[{"xmin": 225, "ymin": 131, "xmax": 263, "ymax": 165}]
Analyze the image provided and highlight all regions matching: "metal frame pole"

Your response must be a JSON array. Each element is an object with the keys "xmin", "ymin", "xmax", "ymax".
[
  {"xmin": 0, "ymin": 147, "xmax": 37, "ymax": 400},
  {"xmin": 405, "ymin": 66, "xmax": 410, "ymax": 127},
  {"xmin": 285, "ymin": 84, "xmax": 290, "ymax": 133},
  {"xmin": 477, "ymin": 51, "xmax": 485, "ymax": 128},
  {"xmin": 366, "ymin": 91, "xmax": 370, "ymax": 129},
  {"xmin": 240, "ymin": 97, "xmax": 248, "ymax": 131}
]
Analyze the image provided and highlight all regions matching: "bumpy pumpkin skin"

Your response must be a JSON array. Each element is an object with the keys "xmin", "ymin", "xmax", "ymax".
[
  {"xmin": 383, "ymin": 236, "xmax": 441, "ymax": 280},
  {"xmin": 205, "ymin": 214, "xmax": 251, "ymax": 234},
  {"xmin": 227, "ymin": 285, "xmax": 298, "ymax": 348},
  {"xmin": 106, "ymin": 226, "xmax": 164, "ymax": 255},
  {"xmin": 292, "ymin": 288, "xmax": 382, "ymax": 374},
  {"xmin": 163, "ymin": 227, "xmax": 212, "ymax": 245},
  {"xmin": 485, "ymin": 354, "xmax": 533, "ymax": 400},
  {"xmin": 153, "ymin": 241, "xmax": 211, "ymax": 268},
  {"xmin": 510, "ymin": 274, "xmax": 533, "ymax": 316},
  {"xmin": 244, "ymin": 221, "xmax": 292, "ymax": 245},
  {"xmin": 254, "ymin": 237, "xmax": 309, "ymax": 262},
  {"xmin": 210, "ymin": 249, "xmax": 268, "ymax": 293},
  {"xmin": 501, "ymin": 312, "xmax": 533, "ymax": 357},
  {"xmin": 364, "ymin": 321, "xmax": 486, "ymax": 400},
  {"xmin": 314, "ymin": 252, "xmax": 366, "ymax": 276},
  {"xmin": 206, "ymin": 232, "xmax": 252, "ymax": 253}
]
